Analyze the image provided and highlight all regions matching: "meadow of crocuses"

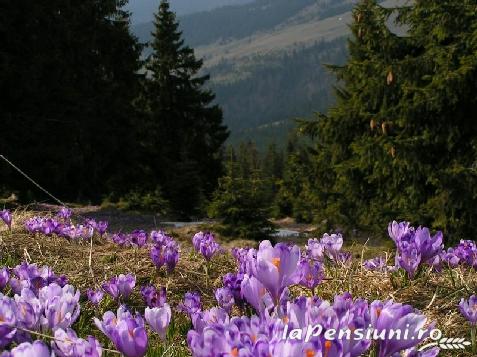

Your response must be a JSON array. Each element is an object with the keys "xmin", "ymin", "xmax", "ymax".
[{"xmin": 0, "ymin": 207, "xmax": 476, "ymax": 356}]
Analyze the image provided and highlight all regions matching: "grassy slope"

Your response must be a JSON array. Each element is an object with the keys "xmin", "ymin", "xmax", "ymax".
[
  {"xmin": 196, "ymin": 0, "xmax": 401, "ymax": 67},
  {"xmin": 0, "ymin": 207, "xmax": 475, "ymax": 356}
]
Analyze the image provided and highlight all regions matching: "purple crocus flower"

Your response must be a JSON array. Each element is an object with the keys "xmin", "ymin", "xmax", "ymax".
[
  {"xmin": 215, "ymin": 287, "xmax": 235, "ymax": 313},
  {"xmin": 43, "ymin": 218, "xmax": 61, "ymax": 236},
  {"xmin": 0, "ymin": 268, "xmax": 9, "ymax": 290},
  {"xmin": 371, "ymin": 300, "xmax": 432, "ymax": 357},
  {"xmin": 61, "ymin": 224, "xmax": 93, "ymax": 241},
  {"xmin": 178, "ymin": 292, "xmax": 202, "ymax": 316},
  {"xmin": 241, "ymin": 248, "xmax": 258, "ymax": 276},
  {"xmin": 454, "ymin": 240, "xmax": 477, "ymax": 268},
  {"xmin": 57, "ymin": 207, "xmax": 72, "ymax": 221},
  {"xmin": 336, "ymin": 251, "xmax": 353, "ymax": 267},
  {"xmin": 0, "ymin": 210, "xmax": 12, "ymax": 229},
  {"xmin": 25, "ymin": 216, "xmax": 42, "ymax": 233},
  {"xmin": 388, "ymin": 221, "xmax": 412, "ymax": 243},
  {"xmin": 150, "ymin": 245, "xmax": 166, "ymax": 270},
  {"xmin": 3, "ymin": 341, "xmax": 51, "ymax": 357},
  {"xmin": 192, "ymin": 232, "xmax": 204, "ymax": 252},
  {"xmin": 199, "ymin": 239, "xmax": 220, "ymax": 261},
  {"xmin": 14, "ymin": 288, "xmax": 42, "ymax": 332},
  {"xmin": 101, "ymin": 280, "xmax": 119, "ymax": 300},
  {"xmin": 84, "ymin": 219, "xmax": 97, "ymax": 230},
  {"xmin": 255, "ymin": 240, "xmax": 300, "ymax": 302},
  {"xmin": 187, "ymin": 325, "xmax": 239, "ymax": 357},
  {"xmin": 190, "ymin": 307, "xmax": 230, "ymax": 333},
  {"xmin": 86, "ymin": 289, "xmax": 104, "ymax": 306},
  {"xmin": 459, "ymin": 295, "xmax": 477, "ymax": 325},
  {"xmin": 442, "ymin": 248, "xmax": 460, "ymax": 267},
  {"xmin": 145, "ymin": 304, "xmax": 172, "ymax": 339},
  {"xmin": 0, "ymin": 295, "xmax": 17, "ymax": 348},
  {"xmin": 150, "ymin": 231, "xmax": 172, "ymax": 246},
  {"xmin": 140, "ymin": 285, "xmax": 167, "ymax": 308},
  {"xmin": 390, "ymin": 221, "xmax": 444, "ymax": 274},
  {"xmin": 335, "ymin": 295, "xmax": 372, "ymax": 356},
  {"xmin": 363, "ymin": 256, "xmax": 387, "ymax": 272},
  {"xmin": 164, "ymin": 241, "xmax": 179, "ymax": 272},
  {"xmin": 231, "ymin": 247, "xmax": 252, "ymax": 273},
  {"xmin": 60, "ymin": 225, "xmax": 78, "ymax": 240},
  {"xmin": 223, "ymin": 273, "xmax": 244, "ymax": 304},
  {"xmin": 240, "ymin": 274, "xmax": 274, "ymax": 314},
  {"xmin": 8, "ymin": 278, "xmax": 30, "ymax": 296},
  {"xmin": 131, "ymin": 230, "xmax": 148, "ymax": 248},
  {"xmin": 38, "ymin": 283, "xmax": 81, "ymax": 331},
  {"xmin": 11, "ymin": 264, "xmax": 64, "ymax": 296},
  {"xmin": 297, "ymin": 258, "xmax": 324, "ymax": 290},
  {"xmin": 79, "ymin": 225, "xmax": 94, "ymax": 240},
  {"xmin": 229, "ymin": 247, "xmax": 258, "ymax": 276},
  {"xmin": 94, "ymin": 306, "xmax": 148, "ymax": 357},
  {"xmin": 321, "ymin": 233, "xmax": 343, "ymax": 259},
  {"xmin": 13, "ymin": 262, "xmax": 39, "ymax": 281},
  {"xmin": 52, "ymin": 328, "xmax": 102, "ymax": 357},
  {"xmin": 151, "ymin": 240, "xmax": 179, "ymax": 272},
  {"xmin": 272, "ymin": 339, "xmax": 323, "ymax": 357},
  {"xmin": 96, "ymin": 221, "xmax": 108, "ymax": 237},
  {"xmin": 102, "ymin": 274, "xmax": 135, "ymax": 301},
  {"xmin": 413, "ymin": 227, "xmax": 443, "ymax": 263},
  {"xmin": 397, "ymin": 243, "xmax": 421, "ymax": 279},
  {"xmin": 111, "ymin": 233, "xmax": 129, "ymax": 247},
  {"xmin": 305, "ymin": 238, "xmax": 324, "ymax": 261},
  {"xmin": 117, "ymin": 274, "xmax": 136, "ymax": 298},
  {"xmin": 193, "ymin": 232, "xmax": 221, "ymax": 261}
]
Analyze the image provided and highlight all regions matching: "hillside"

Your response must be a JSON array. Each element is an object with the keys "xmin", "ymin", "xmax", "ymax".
[
  {"xmin": 126, "ymin": 0, "xmax": 253, "ymax": 23},
  {"xmin": 132, "ymin": 0, "xmax": 402, "ymax": 146}
]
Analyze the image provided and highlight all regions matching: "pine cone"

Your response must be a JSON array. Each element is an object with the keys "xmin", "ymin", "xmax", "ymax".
[
  {"xmin": 387, "ymin": 71, "xmax": 394, "ymax": 85},
  {"xmin": 370, "ymin": 119, "xmax": 377, "ymax": 130}
]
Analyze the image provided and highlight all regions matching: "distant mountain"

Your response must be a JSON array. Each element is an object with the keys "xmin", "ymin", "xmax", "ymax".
[
  {"xmin": 131, "ymin": 0, "xmax": 402, "ymax": 146},
  {"xmin": 126, "ymin": 0, "xmax": 253, "ymax": 24}
]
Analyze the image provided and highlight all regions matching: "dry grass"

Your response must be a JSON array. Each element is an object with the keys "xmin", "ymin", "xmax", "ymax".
[{"xmin": 1, "ymin": 207, "xmax": 476, "ymax": 356}]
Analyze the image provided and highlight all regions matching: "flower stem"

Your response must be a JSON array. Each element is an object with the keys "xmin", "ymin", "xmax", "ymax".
[
  {"xmin": 16, "ymin": 327, "xmax": 121, "ymax": 354},
  {"xmin": 471, "ymin": 326, "xmax": 476, "ymax": 353},
  {"xmin": 204, "ymin": 262, "xmax": 209, "ymax": 288},
  {"xmin": 368, "ymin": 344, "xmax": 377, "ymax": 357},
  {"xmin": 447, "ymin": 266, "xmax": 456, "ymax": 288}
]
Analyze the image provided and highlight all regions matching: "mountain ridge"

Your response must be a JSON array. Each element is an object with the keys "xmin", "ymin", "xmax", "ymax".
[
  {"xmin": 126, "ymin": 0, "xmax": 253, "ymax": 24},
  {"xmin": 131, "ymin": 0, "xmax": 404, "ymax": 146}
]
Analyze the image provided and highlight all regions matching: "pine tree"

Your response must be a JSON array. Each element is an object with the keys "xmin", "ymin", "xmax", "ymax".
[
  {"xmin": 0, "ymin": 0, "xmax": 142, "ymax": 201},
  {"xmin": 274, "ymin": 134, "xmax": 315, "ymax": 223},
  {"xmin": 143, "ymin": 0, "xmax": 229, "ymax": 217},
  {"xmin": 208, "ymin": 147, "xmax": 275, "ymax": 240},
  {"xmin": 303, "ymin": 0, "xmax": 477, "ymax": 240}
]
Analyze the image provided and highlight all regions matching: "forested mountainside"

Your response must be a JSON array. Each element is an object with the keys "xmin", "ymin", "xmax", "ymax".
[
  {"xmin": 132, "ymin": 0, "xmax": 397, "ymax": 145},
  {"xmin": 209, "ymin": 39, "xmax": 348, "ymax": 146},
  {"xmin": 126, "ymin": 0, "xmax": 253, "ymax": 23}
]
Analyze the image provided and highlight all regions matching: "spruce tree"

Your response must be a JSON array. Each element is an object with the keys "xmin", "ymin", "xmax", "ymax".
[
  {"xmin": 0, "ymin": 0, "xmax": 142, "ymax": 201},
  {"xmin": 303, "ymin": 0, "xmax": 477, "ymax": 240},
  {"xmin": 143, "ymin": 0, "xmax": 229, "ymax": 217},
  {"xmin": 208, "ymin": 147, "xmax": 275, "ymax": 240}
]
